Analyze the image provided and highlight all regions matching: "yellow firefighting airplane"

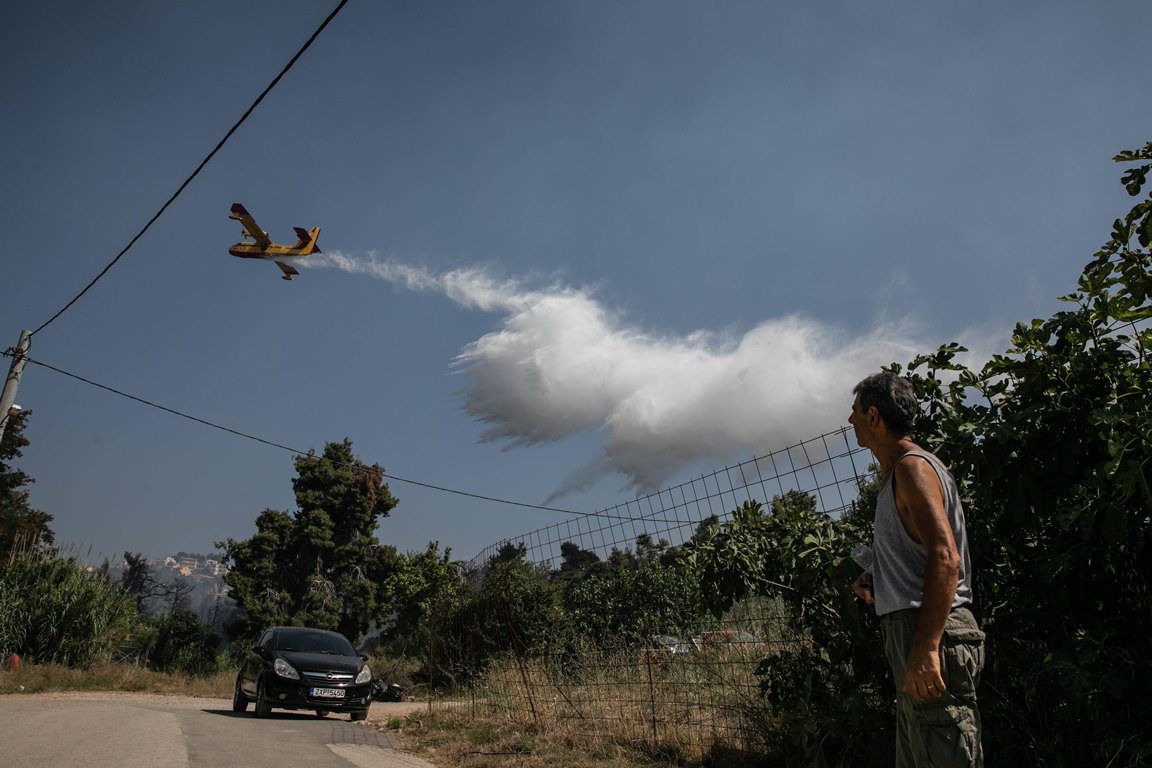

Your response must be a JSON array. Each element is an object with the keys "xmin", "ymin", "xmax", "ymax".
[{"xmin": 227, "ymin": 203, "xmax": 321, "ymax": 280}]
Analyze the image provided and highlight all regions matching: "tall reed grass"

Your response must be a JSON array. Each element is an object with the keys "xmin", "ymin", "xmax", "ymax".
[{"xmin": 1, "ymin": 543, "xmax": 139, "ymax": 667}]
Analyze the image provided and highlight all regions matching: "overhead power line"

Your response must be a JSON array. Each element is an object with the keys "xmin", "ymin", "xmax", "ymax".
[
  {"xmin": 12, "ymin": 0, "xmax": 630, "ymax": 526},
  {"xmin": 14, "ymin": 351, "xmax": 620, "ymax": 520},
  {"xmin": 31, "ymin": 0, "xmax": 350, "ymax": 338}
]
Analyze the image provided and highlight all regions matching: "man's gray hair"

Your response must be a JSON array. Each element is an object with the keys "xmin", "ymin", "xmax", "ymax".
[{"xmin": 853, "ymin": 372, "xmax": 919, "ymax": 436}]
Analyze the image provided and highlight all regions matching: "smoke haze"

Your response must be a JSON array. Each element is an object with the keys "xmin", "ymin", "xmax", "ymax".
[{"xmin": 313, "ymin": 253, "xmax": 928, "ymax": 498}]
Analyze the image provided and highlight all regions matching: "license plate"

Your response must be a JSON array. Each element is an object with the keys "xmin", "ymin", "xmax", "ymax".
[{"xmin": 311, "ymin": 687, "xmax": 346, "ymax": 699}]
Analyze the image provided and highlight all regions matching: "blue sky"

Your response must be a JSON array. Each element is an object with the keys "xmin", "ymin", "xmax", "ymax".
[{"xmin": 2, "ymin": 1, "xmax": 1148, "ymax": 565}]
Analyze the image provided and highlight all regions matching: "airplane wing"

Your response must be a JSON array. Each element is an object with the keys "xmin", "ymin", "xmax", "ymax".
[
  {"xmin": 229, "ymin": 203, "xmax": 272, "ymax": 247},
  {"xmin": 275, "ymin": 261, "xmax": 300, "ymax": 281}
]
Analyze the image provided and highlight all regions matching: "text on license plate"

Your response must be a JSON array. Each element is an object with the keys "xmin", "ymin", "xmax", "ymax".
[{"xmin": 311, "ymin": 687, "xmax": 346, "ymax": 699}]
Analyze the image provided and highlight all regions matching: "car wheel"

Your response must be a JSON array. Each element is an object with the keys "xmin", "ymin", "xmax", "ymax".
[
  {"xmin": 349, "ymin": 709, "xmax": 368, "ymax": 722},
  {"xmin": 231, "ymin": 675, "xmax": 248, "ymax": 712},
  {"xmin": 254, "ymin": 677, "xmax": 272, "ymax": 718}
]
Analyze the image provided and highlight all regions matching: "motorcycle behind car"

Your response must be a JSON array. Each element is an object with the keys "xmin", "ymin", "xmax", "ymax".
[{"xmin": 371, "ymin": 679, "xmax": 405, "ymax": 702}]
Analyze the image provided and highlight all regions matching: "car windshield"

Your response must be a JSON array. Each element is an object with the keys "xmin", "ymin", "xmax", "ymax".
[{"xmin": 274, "ymin": 629, "xmax": 355, "ymax": 656}]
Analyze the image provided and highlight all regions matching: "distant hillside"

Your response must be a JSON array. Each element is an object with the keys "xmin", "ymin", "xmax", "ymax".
[
  {"xmin": 159, "ymin": 552, "xmax": 227, "ymax": 579},
  {"xmin": 105, "ymin": 552, "xmax": 235, "ymax": 630}
]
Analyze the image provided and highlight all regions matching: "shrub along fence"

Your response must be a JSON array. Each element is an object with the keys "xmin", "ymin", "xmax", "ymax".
[
  {"xmin": 419, "ymin": 142, "xmax": 1152, "ymax": 767},
  {"xmin": 426, "ymin": 427, "xmax": 877, "ymax": 762}
]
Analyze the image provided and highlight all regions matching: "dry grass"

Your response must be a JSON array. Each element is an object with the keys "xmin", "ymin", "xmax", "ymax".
[
  {"xmin": 377, "ymin": 705, "xmax": 766, "ymax": 768},
  {"xmin": 368, "ymin": 652, "xmax": 772, "ymax": 768},
  {"xmin": 379, "ymin": 708, "xmax": 675, "ymax": 768},
  {"xmin": 0, "ymin": 660, "xmax": 234, "ymax": 697},
  {"xmin": 481, "ymin": 651, "xmax": 767, "ymax": 748}
]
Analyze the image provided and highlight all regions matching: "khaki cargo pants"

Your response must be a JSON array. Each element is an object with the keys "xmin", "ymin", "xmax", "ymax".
[{"xmin": 880, "ymin": 606, "xmax": 985, "ymax": 768}]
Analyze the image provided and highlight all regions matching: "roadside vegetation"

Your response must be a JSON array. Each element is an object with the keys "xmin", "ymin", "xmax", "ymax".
[
  {"xmin": 0, "ymin": 660, "xmax": 235, "ymax": 698},
  {"xmin": 396, "ymin": 140, "xmax": 1152, "ymax": 767},
  {"xmin": 382, "ymin": 707, "xmax": 714, "ymax": 768},
  {"xmin": 2, "ymin": 141, "xmax": 1151, "ymax": 767}
]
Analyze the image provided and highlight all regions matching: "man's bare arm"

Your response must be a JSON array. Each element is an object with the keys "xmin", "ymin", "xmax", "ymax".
[{"xmin": 894, "ymin": 455, "xmax": 961, "ymax": 701}]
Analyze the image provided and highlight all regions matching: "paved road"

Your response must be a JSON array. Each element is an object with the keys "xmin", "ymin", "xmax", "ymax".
[{"xmin": 0, "ymin": 693, "xmax": 435, "ymax": 768}]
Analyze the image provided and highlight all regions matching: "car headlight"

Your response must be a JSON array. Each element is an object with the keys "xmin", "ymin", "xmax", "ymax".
[
  {"xmin": 274, "ymin": 657, "xmax": 300, "ymax": 680},
  {"xmin": 355, "ymin": 665, "xmax": 372, "ymax": 685}
]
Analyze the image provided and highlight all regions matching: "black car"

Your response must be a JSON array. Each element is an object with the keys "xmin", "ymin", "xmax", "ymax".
[{"xmin": 233, "ymin": 626, "xmax": 373, "ymax": 721}]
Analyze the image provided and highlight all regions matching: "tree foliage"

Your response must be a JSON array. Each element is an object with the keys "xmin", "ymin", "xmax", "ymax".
[
  {"xmin": 678, "ymin": 142, "xmax": 1152, "ymax": 766},
  {"xmin": 682, "ymin": 490, "xmax": 891, "ymax": 766},
  {"xmin": 0, "ymin": 409, "xmax": 53, "ymax": 562},
  {"xmin": 216, "ymin": 439, "xmax": 400, "ymax": 646},
  {"xmin": 567, "ymin": 560, "xmax": 703, "ymax": 647},
  {"xmin": 429, "ymin": 532, "xmax": 711, "ymax": 689},
  {"xmin": 894, "ymin": 140, "xmax": 1152, "ymax": 766},
  {"xmin": 144, "ymin": 609, "xmax": 221, "ymax": 677},
  {"xmin": 440, "ymin": 546, "xmax": 566, "ymax": 684},
  {"xmin": 381, "ymin": 541, "xmax": 464, "ymax": 680},
  {"xmin": 555, "ymin": 532, "xmax": 702, "ymax": 647}
]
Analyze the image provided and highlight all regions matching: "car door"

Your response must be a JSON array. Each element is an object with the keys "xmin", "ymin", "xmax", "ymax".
[{"xmin": 241, "ymin": 629, "xmax": 274, "ymax": 698}]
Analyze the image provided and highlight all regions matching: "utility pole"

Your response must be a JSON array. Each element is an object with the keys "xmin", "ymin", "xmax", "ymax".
[{"xmin": 0, "ymin": 330, "xmax": 31, "ymax": 445}]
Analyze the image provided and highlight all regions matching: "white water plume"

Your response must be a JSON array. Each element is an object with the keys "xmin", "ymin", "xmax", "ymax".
[{"xmin": 311, "ymin": 252, "xmax": 929, "ymax": 497}]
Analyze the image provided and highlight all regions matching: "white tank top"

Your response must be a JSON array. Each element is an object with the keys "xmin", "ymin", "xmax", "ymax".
[{"xmin": 872, "ymin": 451, "xmax": 973, "ymax": 616}]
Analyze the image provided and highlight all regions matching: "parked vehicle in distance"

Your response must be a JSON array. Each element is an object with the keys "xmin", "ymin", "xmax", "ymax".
[
  {"xmin": 638, "ymin": 633, "xmax": 693, "ymax": 670},
  {"xmin": 233, "ymin": 626, "xmax": 373, "ymax": 721},
  {"xmin": 646, "ymin": 634, "xmax": 692, "ymax": 655}
]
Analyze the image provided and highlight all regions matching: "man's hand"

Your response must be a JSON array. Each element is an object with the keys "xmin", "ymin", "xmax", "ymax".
[
  {"xmin": 904, "ymin": 645, "xmax": 947, "ymax": 702},
  {"xmin": 853, "ymin": 572, "xmax": 875, "ymax": 605}
]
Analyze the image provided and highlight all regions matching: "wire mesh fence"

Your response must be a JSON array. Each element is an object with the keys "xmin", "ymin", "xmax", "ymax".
[{"xmin": 428, "ymin": 426, "xmax": 873, "ymax": 756}]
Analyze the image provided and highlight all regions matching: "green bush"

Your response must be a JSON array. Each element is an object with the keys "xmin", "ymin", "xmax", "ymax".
[
  {"xmin": 899, "ymin": 141, "xmax": 1152, "ymax": 766},
  {"xmin": 675, "ymin": 142, "xmax": 1152, "ymax": 766},
  {"xmin": 683, "ymin": 492, "xmax": 891, "ymax": 767},
  {"xmin": 0, "ymin": 552, "xmax": 138, "ymax": 666},
  {"xmin": 147, "ymin": 610, "xmax": 222, "ymax": 677}
]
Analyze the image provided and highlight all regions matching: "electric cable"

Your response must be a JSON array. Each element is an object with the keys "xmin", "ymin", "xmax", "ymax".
[
  {"xmin": 30, "ymin": 0, "xmax": 350, "ymax": 338},
  {"xmin": 7, "ymin": 0, "xmax": 635, "ymax": 526},
  {"xmin": 14, "ymin": 351, "xmax": 631, "ymax": 522}
]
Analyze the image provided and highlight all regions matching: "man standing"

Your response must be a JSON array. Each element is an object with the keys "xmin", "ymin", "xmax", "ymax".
[{"xmin": 849, "ymin": 372, "xmax": 985, "ymax": 767}]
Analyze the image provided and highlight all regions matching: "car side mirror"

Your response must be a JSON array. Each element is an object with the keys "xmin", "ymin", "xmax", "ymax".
[{"xmin": 360, "ymin": 654, "xmax": 368, "ymax": 662}]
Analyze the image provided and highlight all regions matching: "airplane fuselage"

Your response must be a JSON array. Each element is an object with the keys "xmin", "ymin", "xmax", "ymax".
[{"xmin": 227, "ymin": 230, "xmax": 320, "ymax": 259}]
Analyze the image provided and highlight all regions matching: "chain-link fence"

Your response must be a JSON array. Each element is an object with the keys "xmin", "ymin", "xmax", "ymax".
[{"xmin": 429, "ymin": 426, "xmax": 873, "ymax": 756}]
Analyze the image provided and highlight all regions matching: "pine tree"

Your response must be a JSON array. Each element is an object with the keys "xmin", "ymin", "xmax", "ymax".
[
  {"xmin": 0, "ymin": 409, "xmax": 53, "ymax": 562},
  {"xmin": 217, "ymin": 438, "xmax": 400, "ymax": 645}
]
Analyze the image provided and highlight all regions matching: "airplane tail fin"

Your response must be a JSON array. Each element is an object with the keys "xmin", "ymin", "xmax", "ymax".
[{"xmin": 293, "ymin": 226, "xmax": 322, "ymax": 253}]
